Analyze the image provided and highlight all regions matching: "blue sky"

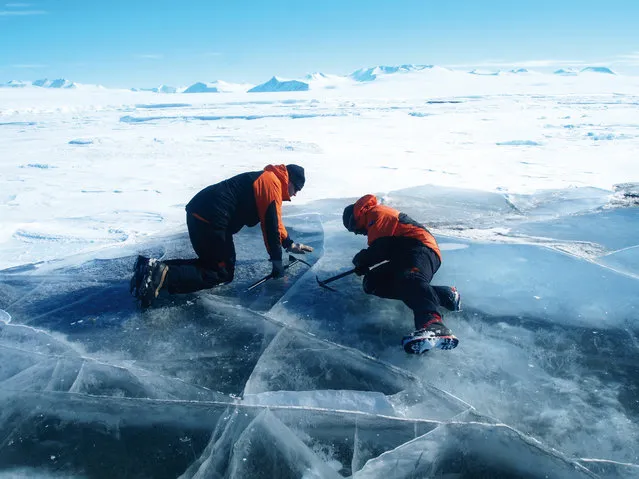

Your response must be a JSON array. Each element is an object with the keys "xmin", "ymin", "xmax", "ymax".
[{"xmin": 1, "ymin": 0, "xmax": 638, "ymax": 87}]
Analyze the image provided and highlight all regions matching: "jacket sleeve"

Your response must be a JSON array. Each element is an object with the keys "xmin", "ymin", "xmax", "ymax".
[
  {"xmin": 353, "ymin": 237, "xmax": 393, "ymax": 267},
  {"xmin": 254, "ymin": 174, "xmax": 290, "ymax": 261}
]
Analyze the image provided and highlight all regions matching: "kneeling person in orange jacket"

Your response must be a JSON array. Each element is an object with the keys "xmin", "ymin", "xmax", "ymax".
[
  {"xmin": 342, "ymin": 194, "xmax": 461, "ymax": 354},
  {"xmin": 131, "ymin": 164, "xmax": 313, "ymax": 307}
]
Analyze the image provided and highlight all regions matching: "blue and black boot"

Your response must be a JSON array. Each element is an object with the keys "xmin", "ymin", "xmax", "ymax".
[{"xmin": 402, "ymin": 314, "xmax": 459, "ymax": 354}]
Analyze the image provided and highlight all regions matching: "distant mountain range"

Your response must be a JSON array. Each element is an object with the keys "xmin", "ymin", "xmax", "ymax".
[
  {"xmin": 349, "ymin": 64, "xmax": 453, "ymax": 81},
  {"xmin": 0, "ymin": 65, "xmax": 620, "ymax": 93},
  {"xmin": 132, "ymin": 80, "xmax": 253, "ymax": 94},
  {"xmin": 554, "ymin": 66, "xmax": 615, "ymax": 76},
  {"xmin": 248, "ymin": 76, "xmax": 309, "ymax": 93},
  {"xmin": 3, "ymin": 78, "xmax": 77, "ymax": 89}
]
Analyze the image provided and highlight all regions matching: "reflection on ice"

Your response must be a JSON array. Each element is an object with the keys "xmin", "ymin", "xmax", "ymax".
[{"xmin": 0, "ymin": 186, "xmax": 638, "ymax": 477}]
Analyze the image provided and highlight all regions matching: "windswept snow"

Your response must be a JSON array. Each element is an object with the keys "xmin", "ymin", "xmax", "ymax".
[{"xmin": 2, "ymin": 68, "xmax": 639, "ymax": 267}]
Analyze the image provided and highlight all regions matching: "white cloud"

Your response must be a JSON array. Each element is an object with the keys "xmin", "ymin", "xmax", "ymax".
[
  {"xmin": 11, "ymin": 63, "xmax": 46, "ymax": 68},
  {"xmin": 446, "ymin": 52, "xmax": 639, "ymax": 70},
  {"xmin": 6, "ymin": 2, "xmax": 32, "ymax": 6},
  {"xmin": 0, "ymin": 9, "xmax": 45, "ymax": 15},
  {"xmin": 612, "ymin": 52, "xmax": 639, "ymax": 65},
  {"xmin": 445, "ymin": 58, "xmax": 586, "ymax": 69},
  {"xmin": 516, "ymin": 59, "xmax": 586, "ymax": 67}
]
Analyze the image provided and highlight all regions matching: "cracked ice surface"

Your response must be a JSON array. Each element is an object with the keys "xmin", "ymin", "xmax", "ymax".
[{"xmin": 1, "ymin": 188, "xmax": 638, "ymax": 478}]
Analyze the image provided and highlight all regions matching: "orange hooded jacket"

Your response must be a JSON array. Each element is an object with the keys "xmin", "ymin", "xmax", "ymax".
[
  {"xmin": 253, "ymin": 164, "xmax": 292, "ymax": 257},
  {"xmin": 352, "ymin": 194, "xmax": 441, "ymax": 261}
]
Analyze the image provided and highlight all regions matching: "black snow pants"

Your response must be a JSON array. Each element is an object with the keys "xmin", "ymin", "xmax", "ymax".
[
  {"xmin": 362, "ymin": 245, "xmax": 451, "ymax": 330},
  {"xmin": 163, "ymin": 213, "xmax": 236, "ymax": 294}
]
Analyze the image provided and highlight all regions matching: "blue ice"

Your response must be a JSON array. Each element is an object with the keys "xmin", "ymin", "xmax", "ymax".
[{"xmin": 0, "ymin": 185, "xmax": 637, "ymax": 478}]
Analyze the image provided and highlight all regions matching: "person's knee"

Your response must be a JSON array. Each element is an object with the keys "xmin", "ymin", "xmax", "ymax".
[
  {"xmin": 362, "ymin": 274, "xmax": 376, "ymax": 295},
  {"xmin": 220, "ymin": 266, "xmax": 234, "ymax": 283},
  {"xmin": 201, "ymin": 259, "xmax": 234, "ymax": 284},
  {"xmin": 201, "ymin": 270, "xmax": 221, "ymax": 287},
  {"xmin": 199, "ymin": 262, "xmax": 233, "ymax": 286},
  {"xmin": 222, "ymin": 258, "xmax": 236, "ymax": 282}
]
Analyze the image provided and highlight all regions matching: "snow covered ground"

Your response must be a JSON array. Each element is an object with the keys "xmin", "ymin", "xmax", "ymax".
[
  {"xmin": 2, "ymin": 69, "xmax": 639, "ymax": 268},
  {"xmin": 1, "ymin": 68, "xmax": 638, "ymax": 477}
]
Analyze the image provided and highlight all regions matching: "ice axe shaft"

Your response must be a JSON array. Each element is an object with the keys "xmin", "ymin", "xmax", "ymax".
[
  {"xmin": 246, "ymin": 255, "xmax": 309, "ymax": 291},
  {"xmin": 316, "ymin": 269, "xmax": 357, "ymax": 292}
]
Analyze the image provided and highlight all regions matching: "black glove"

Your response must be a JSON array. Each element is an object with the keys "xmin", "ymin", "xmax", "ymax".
[
  {"xmin": 271, "ymin": 259, "xmax": 285, "ymax": 278},
  {"xmin": 354, "ymin": 265, "xmax": 369, "ymax": 276},
  {"xmin": 352, "ymin": 249, "xmax": 369, "ymax": 269}
]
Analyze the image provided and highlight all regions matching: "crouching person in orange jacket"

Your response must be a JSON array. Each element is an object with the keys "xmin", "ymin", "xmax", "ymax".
[
  {"xmin": 342, "ymin": 194, "xmax": 461, "ymax": 354},
  {"xmin": 131, "ymin": 164, "xmax": 313, "ymax": 307}
]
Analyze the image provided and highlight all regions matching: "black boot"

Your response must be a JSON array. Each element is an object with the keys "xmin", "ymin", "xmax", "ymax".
[
  {"xmin": 130, "ymin": 255, "xmax": 150, "ymax": 298},
  {"xmin": 131, "ymin": 257, "xmax": 168, "ymax": 307}
]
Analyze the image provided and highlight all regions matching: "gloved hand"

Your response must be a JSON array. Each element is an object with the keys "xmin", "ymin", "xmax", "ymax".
[
  {"xmin": 286, "ymin": 243, "xmax": 314, "ymax": 254},
  {"xmin": 271, "ymin": 259, "xmax": 285, "ymax": 278},
  {"xmin": 352, "ymin": 250, "xmax": 369, "ymax": 269},
  {"xmin": 354, "ymin": 265, "xmax": 369, "ymax": 276}
]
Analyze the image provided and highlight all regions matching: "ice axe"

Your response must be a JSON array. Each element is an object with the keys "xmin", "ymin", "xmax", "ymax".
[
  {"xmin": 246, "ymin": 254, "xmax": 311, "ymax": 291},
  {"xmin": 316, "ymin": 268, "xmax": 357, "ymax": 292}
]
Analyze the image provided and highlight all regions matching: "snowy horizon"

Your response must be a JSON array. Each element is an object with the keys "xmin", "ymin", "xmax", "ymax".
[
  {"xmin": 0, "ymin": 62, "xmax": 635, "ymax": 92},
  {"xmin": 2, "ymin": 69, "xmax": 639, "ymax": 270}
]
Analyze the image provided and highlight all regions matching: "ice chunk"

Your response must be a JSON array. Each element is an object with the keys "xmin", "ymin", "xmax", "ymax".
[{"xmin": 354, "ymin": 421, "xmax": 597, "ymax": 478}]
